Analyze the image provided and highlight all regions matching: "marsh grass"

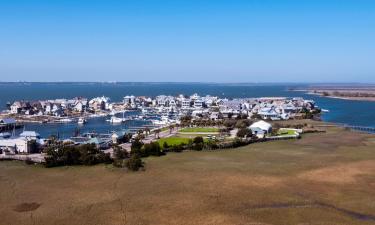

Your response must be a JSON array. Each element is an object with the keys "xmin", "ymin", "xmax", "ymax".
[{"xmin": 1, "ymin": 125, "xmax": 375, "ymax": 225}]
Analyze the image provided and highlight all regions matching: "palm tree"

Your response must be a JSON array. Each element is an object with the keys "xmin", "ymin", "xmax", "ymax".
[
  {"xmin": 169, "ymin": 124, "xmax": 175, "ymax": 134},
  {"xmin": 154, "ymin": 129, "xmax": 161, "ymax": 139},
  {"xmin": 137, "ymin": 129, "xmax": 145, "ymax": 140},
  {"xmin": 144, "ymin": 127, "xmax": 151, "ymax": 136}
]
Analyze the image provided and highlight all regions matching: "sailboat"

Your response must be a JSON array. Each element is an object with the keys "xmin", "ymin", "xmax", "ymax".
[{"xmin": 107, "ymin": 111, "xmax": 126, "ymax": 124}]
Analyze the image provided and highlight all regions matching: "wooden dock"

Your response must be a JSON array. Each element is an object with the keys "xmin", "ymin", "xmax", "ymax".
[{"xmin": 344, "ymin": 125, "xmax": 375, "ymax": 133}]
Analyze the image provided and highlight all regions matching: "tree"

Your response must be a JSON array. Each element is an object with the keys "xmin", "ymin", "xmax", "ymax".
[
  {"xmin": 237, "ymin": 128, "xmax": 252, "ymax": 138},
  {"xmin": 169, "ymin": 124, "xmax": 175, "ymax": 134},
  {"xmin": 193, "ymin": 136, "xmax": 204, "ymax": 144},
  {"xmin": 154, "ymin": 129, "xmax": 161, "ymax": 139},
  {"xmin": 131, "ymin": 138, "xmax": 143, "ymax": 155},
  {"xmin": 113, "ymin": 145, "xmax": 128, "ymax": 160},
  {"xmin": 192, "ymin": 136, "xmax": 204, "ymax": 151},
  {"xmin": 144, "ymin": 127, "xmax": 151, "ymax": 136},
  {"xmin": 126, "ymin": 154, "xmax": 144, "ymax": 171}
]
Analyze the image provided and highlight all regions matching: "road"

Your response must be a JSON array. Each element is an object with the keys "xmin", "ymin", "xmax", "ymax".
[{"xmin": 104, "ymin": 127, "xmax": 179, "ymax": 155}]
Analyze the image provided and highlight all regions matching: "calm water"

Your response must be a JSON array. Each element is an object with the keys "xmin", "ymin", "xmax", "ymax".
[{"xmin": 1, "ymin": 82, "xmax": 374, "ymax": 137}]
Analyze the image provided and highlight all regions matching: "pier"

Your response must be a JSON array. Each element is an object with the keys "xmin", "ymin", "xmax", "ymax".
[{"xmin": 344, "ymin": 125, "xmax": 375, "ymax": 133}]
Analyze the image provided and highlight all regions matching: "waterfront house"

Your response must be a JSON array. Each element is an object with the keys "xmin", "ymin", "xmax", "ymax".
[
  {"xmin": 10, "ymin": 101, "xmax": 22, "ymax": 114},
  {"xmin": 73, "ymin": 99, "xmax": 88, "ymax": 112},
  {"xmin": 123, "ymin": 95, "xmax": 136, "ymax": 106}
]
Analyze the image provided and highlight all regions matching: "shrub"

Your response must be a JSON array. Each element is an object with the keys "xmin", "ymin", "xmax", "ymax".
[
  {"xmin": 126, "ymin": 154, "xmax": 144, "ymax": 171},
  {"xmin": 236, "ymin": 128, "xmax": 252, "ymax": 138},
  {"xmin": 43, "ymin": 144, "xmax": 110, "ymax": 168},
  {"xmin": 193, "ymin": 136, "xmax": 204, "ymax": 144},
  {"xmin": 113, "ymin": 145, "xmax": 128, "ymax": 160}
]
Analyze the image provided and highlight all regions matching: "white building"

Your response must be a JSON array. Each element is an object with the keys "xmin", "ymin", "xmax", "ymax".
[
  {"xmin": 193, "ymin": 98, "xmax": 204, "ymax": 108},
  {"xmin": 250, "ymin": 120, "xmax": 272, "ymax": 135},
  {"xmin": 181, "ymin": 99, "xmax": 191, "ymax": 108},
  {"xmin": 0, "ymin": 137, "xmax": 30, "ymax": 153}
]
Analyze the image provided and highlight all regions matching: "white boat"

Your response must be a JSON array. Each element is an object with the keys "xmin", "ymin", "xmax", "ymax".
[
  {"xmin": 60, "ymin": 118, "xmax": 73, "ymax": 123},
  {"xmin": 0, "ymin": 132, "xmax": 11, "ymax": 139},
  {"xmin": 321, "ymin": 109, "xmax": 330, "ymax": 113},
  {"xmin": 107, "ymin": 116, "xmax": 123, "ymax": 124},
  {"xmin": 152, "ymin": 120, "xmax": 168, "ymax": 126},
  {"xmin": 78, "ymin": 117, "xmax": 87, "ymax": 124}
]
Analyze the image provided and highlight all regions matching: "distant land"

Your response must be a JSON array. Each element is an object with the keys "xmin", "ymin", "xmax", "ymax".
[{"xmin": 290, "ymin": 85, "xmax": 375, "ymax": 102}]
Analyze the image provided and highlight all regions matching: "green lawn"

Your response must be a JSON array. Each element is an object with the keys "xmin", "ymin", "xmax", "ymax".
[
  {"xmin": 179, "ymin": 127, "xmax": 219, "ymax": 133},
  {"xmin": 157, "ymin": 137, "xmax": 191, "ymax": 146},
  {"xmin": 277, "ymin": 129, "xmax": 297, "ymax": 136}
]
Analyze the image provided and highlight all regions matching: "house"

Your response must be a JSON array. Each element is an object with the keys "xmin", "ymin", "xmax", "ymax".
[
  {"xmin": 0, "ymin": 131, "xmax": 40, "ymax": 153},
  {"xmin": 10, "ymin": 101, "xmax": 22, "ymax": 114},
  {"xmin": 181, "ymin": 99, "xmax": 191, "ymax": 108},
  {"xmin": 190, "ymin": 93, "xmax": 200, "ymax": 101},
  {"xmin": 258, "ymin": 107, "xmax": 281, "ymax": 120},
  {"xmin": 209, "ymin": 112, "xmax": 221, "ymax": 120},
  {"xmin": 89, "ymin": 96, "xmax": 110, "ymax": 111},
  {"xmin": 123, "ymin": 95, "xmax": 136, "ymax": 106},
  {"xmin": 156, "ymin": 95, "xmax": 168, "ymax": 106},
  {"xmin": 193, "ymin": 98, "xmax": 204, "ymax": 108},
  {"xmin": 249, "ymin": 120, "xmax": 272, "ymax": 137},
  {"xmin": 73, "ymin": 99, "xmax": 88, "ymax": 112},
  {"xmin": 0, "ymin": 137, "xmax": 29, "ymax": 153}
]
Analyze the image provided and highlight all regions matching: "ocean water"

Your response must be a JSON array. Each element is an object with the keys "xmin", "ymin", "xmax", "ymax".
[{"xmin": 0, "ymin": 82, "xmax": 374, "ymax": 137}]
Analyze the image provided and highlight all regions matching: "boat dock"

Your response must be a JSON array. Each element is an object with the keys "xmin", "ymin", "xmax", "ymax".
[{"xmin": 344, "ymin": 125, "xmax": 375, "ymax": 133}]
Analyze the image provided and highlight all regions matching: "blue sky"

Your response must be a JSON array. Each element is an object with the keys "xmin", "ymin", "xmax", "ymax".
[{"xmin": 0, "ymin": 0, "xmax": 374, "ymax": 83}]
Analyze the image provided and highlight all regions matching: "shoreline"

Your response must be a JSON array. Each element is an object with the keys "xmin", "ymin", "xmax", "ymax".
[{"xmin": 291, "ymin": 89, "xmax": 375, "ymax": 102}]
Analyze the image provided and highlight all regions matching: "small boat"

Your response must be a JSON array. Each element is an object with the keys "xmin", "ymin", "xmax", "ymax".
[
  {"xmin": 60, "ymin": 118, "xmax": 73, "ymax": 123},
  {"xmin": 0, "ymin": 132, "xmax": 11, "ymax": 139},
  {"xmin": 78, "ymin": 117, "xmax": 87, "ymax": 125},
  {"xmin": 321, "ymin": 109, "xmax": 330, "ymax": 113},
  {"xmin": 107, "ymin": 116, "xmax": 123, "ymax": 124}
]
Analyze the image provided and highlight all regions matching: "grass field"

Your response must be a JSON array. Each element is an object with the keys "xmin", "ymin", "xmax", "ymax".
[
  {"xmin": 179, "ymin": 127, "xmax": 219, "ymax": 133},
  {"xmin": 277, "ymin": 129, "xmax": 298, "ymax": 136},
  {"xmin": 1, "ymin": 124, "xmax": 375, "ymax": 225},
  {"xmin": 157, "ymin": 137, "xmax": 191, "ymax": 146}
]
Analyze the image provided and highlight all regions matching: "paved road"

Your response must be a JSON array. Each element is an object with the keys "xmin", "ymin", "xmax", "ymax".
[{"xmin": 104, "ymin": 128, "xmax": 179, "ymax": 155}]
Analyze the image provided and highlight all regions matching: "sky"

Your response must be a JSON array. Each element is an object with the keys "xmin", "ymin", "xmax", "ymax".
[{"xmin": 0, "ymin": 0, "xmax": 374, "ymax": 83}]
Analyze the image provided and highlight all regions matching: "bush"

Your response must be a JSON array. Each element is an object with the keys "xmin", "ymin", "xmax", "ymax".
[
  {"xmin": 126, "ymin": 154, "xmax": 144, "ymax": 171},
  {"xmin": 163, "ymin": 142, "xmax": 169, "ymax": 149},
  {"xmin": 236, "ymin": 128, "xmax": 252, "ymax": 138},
  {"xmin": 193, "ymin": 136, "xmax": 204, "ymax": 144},
  {"xmin": 143, "ymin": 142, "xmax": 164, "ymax": 156},
  {"xmin": 113, "ymin": 159, "xmax": 126, "ymax": 168},
  {"xmin": 113, "ymin": 145, "xmax": 128, "ymax": 160},
  {"xmin": 43, "ymin": 144, "xmax": 110, "ymax": 168},
  {"xmin": 130, "ymin": 138, "xmax": 143, "ymax": 154},
  {"xmin": 192, "ymin": 142, "xmax": 204, "ymax": 151}
]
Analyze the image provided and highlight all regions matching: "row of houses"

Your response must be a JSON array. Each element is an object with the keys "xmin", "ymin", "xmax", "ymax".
[
  {"xmin": 119, "ymin": 94, "xmax": 315, "ymax": 121},
  {"xmin": 9, "ymin": 96, "xmax": 111, "ymax": 116},
  {"xmin": 122, "ymin": 94, "xmax": 224, "ymax": 109}
]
